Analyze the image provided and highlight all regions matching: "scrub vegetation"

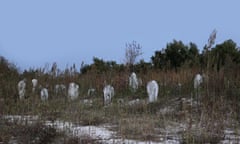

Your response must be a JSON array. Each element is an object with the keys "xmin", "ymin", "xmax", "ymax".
[{"xmin": 1, "ymin": 30, "xmax": 240, "ymax": 143}]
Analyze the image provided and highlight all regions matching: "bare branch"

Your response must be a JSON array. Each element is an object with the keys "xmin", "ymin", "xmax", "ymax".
[{"xmin": 125, "ymin": 41, "xmax": 143, "ymax": 66}]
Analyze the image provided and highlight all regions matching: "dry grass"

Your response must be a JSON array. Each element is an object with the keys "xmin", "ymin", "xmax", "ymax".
[
  {"xmin": 1, "ymin": 66, "xmax": 240, "ymax": 143},
  {"xmin": 118, "ymin": 116, "xmax": 159, "ymax": 141},
  {"xmin": 0, "ymin": 118, "xmax": 58, "ymax": 144}
]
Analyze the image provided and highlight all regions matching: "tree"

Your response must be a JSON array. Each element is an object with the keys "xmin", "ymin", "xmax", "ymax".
[
  {"xmin": 151, "ymin": 49, "xmax": 168, "ymax": 69},
  {"xmin": 211, "ymin": 39, "xmax": 239, "ymax": 71},
  {"xmin": 125, "ymin": 41, "xmax": 143, "ymax": 71},
  {"xmin": 92, "ymin": 57, "xmax": 108, "ymax": 74},
  {"xmin": 0, "ymin": 55, "xmax": 19, "ymax": 100},
  {"xmin": 187, "ymin": 42, "xmax": 200, "ymax": 67},
  {"xmin": 151, "ymin": 40, "xmax": 200, "ymax": 70},
  {"xmin": 165, "ymin": 40, "xmax": 188, "ymax": 71},
  {"xmin": 80, "ymin": 63, "xmax": 91, "ymax": 74}
]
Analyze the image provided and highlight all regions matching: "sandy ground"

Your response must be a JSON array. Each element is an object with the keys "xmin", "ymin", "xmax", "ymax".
[{"xmin": 3, "ymin": 115, "xmax": 240, "ymax": 143}]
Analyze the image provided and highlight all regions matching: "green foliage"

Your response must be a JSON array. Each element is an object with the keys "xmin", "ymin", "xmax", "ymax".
[
  {"xmin": 134, "ymin": 59, "xmax": 152, "ymax": 74},
  {"xmin": 151, "ymin": 50, "xmax": 168, "ymax": 70},
  {"xmin": 210, "ymin": 39, "xmax": 240, "ymax": 71},
  {"xmin": 0, "ymin": 56, "xmax": 19, "ymax": 79},
  {"xmin": 80, "ymin": 63, "xmax": 92, "ymax": 74},
  {"xmin": 151, "ymin": 40, "xmax": 200, "ymax": 70},
  {"xmin": 187, "ymin": 42, "xmax": 200, "ymax": 67},
  {"xmin": 80, "ymin": 57, "xmax": 127, "ymax": 75},
  {"xmin": 0, "ymin": 56, "xmax": 19, "ymax": 99},
  {"xmin": 165, "ymin": 40, "xmax": 189, "ymax": 70}
]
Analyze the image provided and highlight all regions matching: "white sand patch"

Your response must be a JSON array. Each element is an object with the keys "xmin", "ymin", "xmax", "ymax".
[
  {"xmin": 220, "ymin": 129, "xmax": 240, "ymax": 144},
  {"xmin": 3, "ymin": 115, "xmax": 39, "ymax": 124},
  {"xmin": 3, "ymin": 115, "xmax": 240, "ymax": 143}
]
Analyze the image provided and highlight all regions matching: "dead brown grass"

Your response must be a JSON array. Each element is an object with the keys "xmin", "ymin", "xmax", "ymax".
[{"xmin": 2, "ymin": 66, "xmax": 240, "ymax": 143}]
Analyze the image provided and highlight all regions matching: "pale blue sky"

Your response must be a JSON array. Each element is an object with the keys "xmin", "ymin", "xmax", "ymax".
[{"xmin": 0, "ymin": 0, "xmax": 239, "ymax": 70}]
